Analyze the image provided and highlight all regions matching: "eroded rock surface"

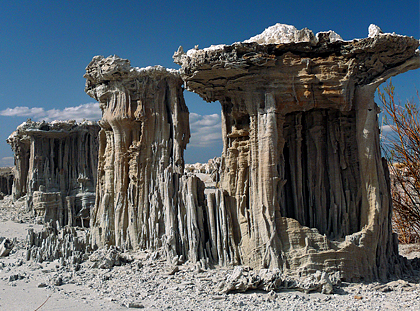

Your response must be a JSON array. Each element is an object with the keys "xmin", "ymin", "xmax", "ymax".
[
  {"xmin": 7, "ymin": 120, "xmax": 100, "ymax": 227},
  {"xmin": 174, "ymin": 25, "xmax": 420, "ymax": 281},
  {"xmin": 84, "ymin": 56, "xmax": 209, "ymax": 263},
  {"xmin": 26, "ymin": 225, "xmax": 89, "ymax": 264},
  {"xmin": 185, "ymin": 157, "xmax": 221, "ymax": 184},
  {"xmin": 0, "ymin": 167, "xmax": 13, "ymax": 198}
]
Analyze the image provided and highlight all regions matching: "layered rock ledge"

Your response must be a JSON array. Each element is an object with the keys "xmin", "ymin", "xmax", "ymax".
[
  {"xmin": 7, "ymin": 120, "xmax": 100, "ymax": 227},
  {"xmin": 174, "ymin": 24, "xmax": 420, "ymax": 281}
]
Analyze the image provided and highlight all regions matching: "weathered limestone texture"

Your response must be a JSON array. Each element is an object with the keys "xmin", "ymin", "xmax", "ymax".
[
  {"xmin": 0, "ymin": 167, "xmax": 14, "ymax": 198},
  {"xmin": 7, "ymin": 120, "xmax": 100, "ymax": 227},
  {"xmin": 186, "ymin": 157, "xmax": 221, "ymax": 175},
  {"xmin": 175, "ymin": 24, "xmax": 420, "ymax": 281},
  {"xmin": 26, "ymin": 225, "xmax": 89, "ymax": 264},
  {"xmin": 84, "ymin": 56, "xmax": 208, "ymax": 261},
  {"xmin": 7, "ymin": 129, "xmax": 30, "ymax": 200}
]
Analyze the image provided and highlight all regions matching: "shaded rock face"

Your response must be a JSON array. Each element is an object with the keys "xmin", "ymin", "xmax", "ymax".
[
  {"xmin": 7, "ymin": 131, "xmax": 30, "ymax": 200},
  {"xmin": 0, "ymin": 167, "xmax": 14, "ymax": 197},
  {"xmin": 85, "ymin": 56, "xmax": 209, "ymax": 261},
  {"xmin": 7, "ymin": 120, "xmax": 100, "ymax": 227},
  {"xmin": 175, "ymin": 26, "xmax": 420, "ymax": 281}
]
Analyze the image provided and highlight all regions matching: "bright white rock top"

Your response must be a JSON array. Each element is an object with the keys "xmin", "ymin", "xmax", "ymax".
[
  {"xmin": 368, "ymin": 24, "xmax": 384, "ymax": 37},
  {"xmin": 176, "ymin": 23, "xmax": 412, "ymax": 62},
  {"xmin": 243, "ymin": 23, "xmax": 344, "ymax": 45},
  {"xmin": 243, "ymin": 23, "xmax": 316, "ymax": 44}
]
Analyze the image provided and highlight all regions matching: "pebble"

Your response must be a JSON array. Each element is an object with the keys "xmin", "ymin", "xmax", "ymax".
[
  {"xmin": 126, "ymin": 302, "xmax": 144, "ymax": 308},
  {"xmin": 52, "ymin": 276, "xmax": 63, "ymax": 286},
  {"xmin": 168, "ymin": 266, "xmax": 179, "ymax": 275}
]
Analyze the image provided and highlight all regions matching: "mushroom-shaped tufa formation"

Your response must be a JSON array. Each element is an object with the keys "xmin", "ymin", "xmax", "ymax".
[
  {"xmin": 84, "ymin": 56, "xmax": 209, "ymax": 262},
  {"xmin": 174, "ymin": 24, "xmax": 420, "ymax": 281}
]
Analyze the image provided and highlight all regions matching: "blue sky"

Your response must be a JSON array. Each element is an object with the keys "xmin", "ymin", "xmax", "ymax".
[{"xmin": 0, "ymin": 0, "xmax": 419, "ymax": 166}]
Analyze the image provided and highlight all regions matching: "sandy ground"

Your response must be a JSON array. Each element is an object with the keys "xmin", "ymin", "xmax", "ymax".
[{"xmin": 1, "ymin": 195, "xmax": 420, "ymax": 311}]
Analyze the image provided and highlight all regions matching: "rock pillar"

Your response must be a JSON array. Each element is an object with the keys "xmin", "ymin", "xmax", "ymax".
[
  {"xmin": 174, "ymin": 24, "xmax": 420, "ymax": 280},
  {"xmin": 7, "ymin": 120, "xmax": 100, "ymax": 226},
  {"xmin": 85, "ymin": 56, "xmax": 208, "ymax": 261},
  {"xmin": 0, "ymin": 167, "xmax": 14, "ymax": 197}
]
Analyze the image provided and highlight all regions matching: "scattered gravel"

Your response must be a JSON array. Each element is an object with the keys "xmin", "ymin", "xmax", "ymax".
[{"xmin": 1, "ymin": 195, "xmax": 420, "ymax": 310}]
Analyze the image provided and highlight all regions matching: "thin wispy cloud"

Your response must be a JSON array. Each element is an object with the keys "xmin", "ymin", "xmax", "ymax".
[
  {"xmin": 0, "ymin": 103, "xmax": 102, "ymax": 122},
  {"xmin": 189, "ymin": 113, "xmax": 222, "ymax": 147},
  {"xmin": 0, "ymin": 157, "xmax": 14, "ymax": 167},
  {"xmin": 1, "ymin": 105, "xmax": 221, "ymax": 152}
]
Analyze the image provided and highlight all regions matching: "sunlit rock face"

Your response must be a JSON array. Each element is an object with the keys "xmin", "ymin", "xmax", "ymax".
[
  {"xmin": 85, "ymin": 56, "xmax": 209, "ymax": 261},
  {"xmin": 175, "ymin": 24, "xmax": 420, "ymax": 281},
  {"xmin": 7, "ymin": 120, "xmax": 100, "ymax": 226}
]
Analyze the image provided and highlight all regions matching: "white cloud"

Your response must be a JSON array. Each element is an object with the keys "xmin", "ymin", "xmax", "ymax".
[
  {"xmin": 189, "ymin": 113, "xmax": 222, "ymax": 147},
  {"xmin": 381, "ymin": 125, "xmax": 393, "ymax": 133},
  {"xmin": 0, "ymin": 103, "xmax": 102, "ymax": 122},
  {"xmin": 0, "ymin": 157, "xmax": 14, "ymax": 167},
  {"xmin": 0, "ymin": 107, "xmax": 46, "ymax": 118},
  {"xmin": 0, "ymin": 107, "xmax": 223, "ymax": 158}
]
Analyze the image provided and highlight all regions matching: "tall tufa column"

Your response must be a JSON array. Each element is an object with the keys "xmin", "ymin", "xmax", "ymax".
[
  {"xmin": 85, "ymin": 56, "xmax": 208, "ymax": 262},
  {"xmin": 174, "ymin": 24, "xmax": 420, "ymax": 281}
]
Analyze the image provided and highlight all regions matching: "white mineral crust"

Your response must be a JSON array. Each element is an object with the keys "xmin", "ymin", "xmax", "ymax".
[
  {"xmin": 368, "ymin": 24, "xmax": 384, "ymax": 37},
  {"xmin": 316, "ymin": 30, "xmax": 343, "ymax": 42},
  {"xmin": 244, "ymin": 23, "xmax": 317, "ymax": 44}
]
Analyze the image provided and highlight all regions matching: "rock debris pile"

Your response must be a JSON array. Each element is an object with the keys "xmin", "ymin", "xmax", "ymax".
[{"xmin": 26, "ymin": 225, "xmax": 90, "ymax": 265}]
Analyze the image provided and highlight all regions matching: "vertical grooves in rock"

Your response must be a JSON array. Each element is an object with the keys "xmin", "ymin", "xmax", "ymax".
[
  {"xmin": 7, "ymin": 121, "xmax": 100, "ymax": 227},
  {"xmin": 0, "ymin": 168, "xmax": 14, "ymax": 196},
  {"xmin": 84, "ymin": 57, "xmax": 210, "ymax": 263},
  {"xmin": 280, "ymin": 109, "xmax": 362, "ymax": 239},
  {"xmin": 174, "ymin": 30, "xmax": 420, "ymax": 280}
]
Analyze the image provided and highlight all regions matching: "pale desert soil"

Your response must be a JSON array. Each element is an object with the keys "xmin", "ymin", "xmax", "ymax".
[{"xmin": 1, "ymin": 195, "xmax": 420, "ymax": 311}]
